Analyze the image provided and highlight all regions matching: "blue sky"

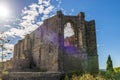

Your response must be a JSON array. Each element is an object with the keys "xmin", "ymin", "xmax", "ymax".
[{"xmin": 0, "ymin": 0, "xmax": 120, "ymax": 69}]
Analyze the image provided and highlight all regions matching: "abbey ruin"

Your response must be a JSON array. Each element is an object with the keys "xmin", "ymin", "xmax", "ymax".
[{"xmin": 3, "ymin": 11, "xmax": 99, "ymax": 80}]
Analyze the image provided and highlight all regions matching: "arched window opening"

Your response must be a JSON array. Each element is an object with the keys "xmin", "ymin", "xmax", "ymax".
[{"xmin": 64, "ymin": 22, "xmax": 75, "ymax": 47}]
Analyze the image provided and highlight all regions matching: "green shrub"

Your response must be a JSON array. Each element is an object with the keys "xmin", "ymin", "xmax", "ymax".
[
  {"xmin": 95, "ymin": 74, "xmax": 106, "ymax": 80},
  {"xmin": 114, "ymin": 67, "xmax": 120, "ymax": 73},
  {"xmin": 71, "ymin": 75, "xmax": 79, "ymax": 80},
  {"xmin": 64, "ymin": 75, "xmax": 69, "ymax": 80},
  {"xmin": 79, "ymin": 73, "xmax": 95, "ymax": 80},
  {"xmin": 64, "ymin": 73, "xmax": 106, "ymax": 80},
  {"xmin": 62, "ymin": 71, "xmax": 82, "ymax": 80}
]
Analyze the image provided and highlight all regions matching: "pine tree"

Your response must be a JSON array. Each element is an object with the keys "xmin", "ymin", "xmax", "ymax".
[{"xmin": 106, "ymin": 55, "xmax": 114, "ymax": 72}]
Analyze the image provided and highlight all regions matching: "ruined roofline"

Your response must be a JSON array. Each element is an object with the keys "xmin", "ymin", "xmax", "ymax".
[
  {"xmin": 57, "ymin": 10, "xmax": 96, "ymax": 23},
  {"xmin": 57, "ymin": 10, "xmax": 85, "ymax": 17},
  {"xmin": 16, "ymin": 11, "xmax": 95, "ymax": 43},
  {"xmin": 26, "ymin": 10, "xmax": 87, "ymax": 34}
]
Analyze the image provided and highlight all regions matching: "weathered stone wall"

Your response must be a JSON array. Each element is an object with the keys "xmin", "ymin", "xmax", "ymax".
[
  {"xmin": 85, "ymin": 20, "xmax": 99, "ymax": 73},
  {"xmin": 2, "ymin": 72, "xmax": 62, "ymax": 80},
  {"xmin": 12, "ymin": 11, "xmax": 99, "ymax": 73},
  {"xmin": 62, "ymin": 52, "xmax": 87, "ymax": 72},
  {"xmin": 12, "ymin": 35, "xmax": 33, "ymax": 71},
  {"xmin": 27, "ymin": 16, "xmax": 60, "ymax": 71},
  {"xmin": 86, "ymin": 20, "xmax": 97, "ymax": 55},
  {"xmin": 12, "ymin": 59, "xmax": 30, "ymax": 71},
  {"xmin": 77, "ymin": 12, "xmax": 87, "ymax": 51},
  {"xmin": 87, "ymin": 56, "xmax": 99, "ymax": 73},
  {"xmin": 56, "ymin": 11, "xmax": 86, "ymax": 72},
  {"xmin": 55, "ymin": 11, "xmax": 98, "ymax": 73}
]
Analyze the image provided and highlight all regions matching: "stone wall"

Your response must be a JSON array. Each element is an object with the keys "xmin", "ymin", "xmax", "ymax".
[
  {"xmin": 2, "ymin": 72, "xmax": 62, "ymax": 80},
  {"xmin": 86, "ymin": 20, "xmax": 97, "ymax": 55},
  {"xmin": 12, "ymin": 11, "xmax": 99, "ymax": 73},
  {"xmin": 62, "ymin": 52, "xmax": 87, "ymax": 72},
  {"xmin": 28, "ymin": 20, "xmax": 59, "ymax": 71},
  {"xmin": 56, "ymin": 11, "xmax": 98, "ymax": 73},
  {"xmin": 12, "ymin": 59, "xmax": 30, "ymax": 71},
  {"xmin": 85, "ymin": 20, "xmax": 99, "ymax": 73}
]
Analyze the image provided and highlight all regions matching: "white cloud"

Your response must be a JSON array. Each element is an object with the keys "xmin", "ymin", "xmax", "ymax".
[
  {"xmin": 41, "ymin": 15, "xmax": 49, "ymax": 20},
  {"xmin": 29, "ymin": 3, "xmax": 39, "ymax": 10},
  {"xmin": 0, "ymin": 0, "xmax": 75, "ymax": 61},
  {"xmin": 42, "ymin": 0, "xmax": 51, "ymax": 6},
  {"xmin": 4, "ymin": 43, "xmax": 14, "ymax": 52},
  {"xmin": 43, "ymin": 6, "xmax": 54, "ymax": 14},
  {"xmin": 38, "ymin": 5, "xmax": 44, "ymax": 14},
  {"xmin": 19, "ymin": 0, "xmax": 59, "ymax": 36},
  {"xmin": 38, "ymin": 0, "xmax": 43, "ymax": 4},
  {"xmin": 22, "ymin": 9, "xmax": 38, "ymax": 22}
]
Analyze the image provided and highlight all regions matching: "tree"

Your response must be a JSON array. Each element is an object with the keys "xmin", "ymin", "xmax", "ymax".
[
  {"xmin": 106, "ymin": 55, "xmax": 114, "ymax": 72},
  {"xmin": 114, "ymin": 67, "xmax": 120, "ymax": 73},
  {"xmin": 0, "ymin": 32, "xmax": 11, "ymax": 70}
]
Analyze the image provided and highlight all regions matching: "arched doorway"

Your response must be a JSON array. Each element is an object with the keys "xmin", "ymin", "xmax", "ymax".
[{"xmin": 64, "ymin": 22, "xmax": 75, "ymax": 47}]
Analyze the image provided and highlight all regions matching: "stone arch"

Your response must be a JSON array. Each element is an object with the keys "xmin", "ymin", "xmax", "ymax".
[
  {"xmin": 64, "ymin": 21, "xmax": 76, "ymax": 47},
  {"xmin": 63, "ymin": 19, "xmax": 76, "ymax": 30}
]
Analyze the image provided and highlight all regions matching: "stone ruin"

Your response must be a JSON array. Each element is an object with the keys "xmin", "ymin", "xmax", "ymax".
[{"xmin": 3, "ymin": 11, "xmax": 99, "ymax": 80}]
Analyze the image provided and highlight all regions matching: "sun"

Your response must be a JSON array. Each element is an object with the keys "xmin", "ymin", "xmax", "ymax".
[{"xmin": 0, "ymin": 3, "xmax": 10, "ymax": 19}]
